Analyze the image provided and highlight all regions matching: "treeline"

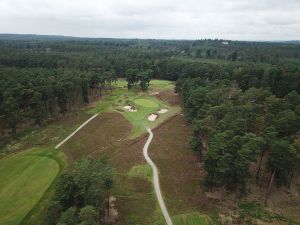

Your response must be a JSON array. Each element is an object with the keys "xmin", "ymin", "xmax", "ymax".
[
  {"xmin": 176, "ymin": 64, "xmax": 300, "ymax": 204},
  {"xmin": 1, "ymin": 37, "xmax": 300, "ymax": 143},
  {"xmin": 44, "ymin": 158, "xmax": 114, "ymax": 225},
  {"xmin": 0, "ymin": 67, "xmax": 117, "ymax": 136},
  {"xmin": 1, "ymin": 37, "xmax": 300, "ymax": 72}
]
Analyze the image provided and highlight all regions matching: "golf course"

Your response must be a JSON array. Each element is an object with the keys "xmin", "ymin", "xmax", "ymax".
[{"xmin": 0, "ymin": 79, "xmax": 212, "ymax": 225}]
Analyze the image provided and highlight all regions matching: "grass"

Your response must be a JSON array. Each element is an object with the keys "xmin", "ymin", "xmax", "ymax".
[
  {"xmin": 238, "ymin": 201, "xmax": 297, "ymax": 224},
  {"xmin": 0, "ymin": 79, "xmax": 180, "ymax": 225},
  {"xmin": 0, "ymin": 109, "xmax": 87, "ymax": 225},
  {"xmin": 2, "ymin": 110, "xmax": 90, "ymax": 155},
  {"xmin": 149, "ymin": 115, "xmax": 217, "ymax": 224},
  {"xmin": 88, "ymin": 80, "xmax": 180, "ymax": 138},
  {"xmin": 128, "ymin": 164, "xmax": 152, "ymax": 180},
  {"xmin": 155, "ymin": 212, "xmax": 212, "ymax": 225},
  {"xmin": 149, "ymin": 80, "xmax": 175, "ymax": 90},
  {"xmin": 134, "ymin": 98, "xmax": 159, "ymax": 108},
  {"xmin": 0, "ymin": 148, "xmax": 62, "ymax": 225}
]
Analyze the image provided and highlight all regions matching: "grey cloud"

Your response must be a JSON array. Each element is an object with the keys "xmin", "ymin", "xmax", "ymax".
[{"xmin": 0, "ymin": 0, "xmax": 299, "ymax": 40}]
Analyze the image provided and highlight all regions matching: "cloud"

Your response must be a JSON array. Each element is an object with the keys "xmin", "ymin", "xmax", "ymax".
[{"xmin": 0, "ymin": 0, "xmax": 299, "ymax": 40}]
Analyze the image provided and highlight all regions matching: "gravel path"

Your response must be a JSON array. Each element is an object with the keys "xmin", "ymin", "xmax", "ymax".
[
  {"xmin": 143, "ymin": 128, "xmax": 173, "ymax": 225},
  {"xmin": 55, "ymin": 113, "xmax": 99, "ymax": 149}
]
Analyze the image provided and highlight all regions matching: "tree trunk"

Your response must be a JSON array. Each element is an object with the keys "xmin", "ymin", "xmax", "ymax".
[
  {"xmin": 256, "ymin": 151, "xmax": 264, "ymax": 183},
  {"xmin": 288, "ymin": 170, "xmax": 294, "ymax": 189},
  {"xmin": 264, "ymin": 169, "xmax": 276, "ymax": 205},
  {"xmin": 107, "ymin": 190, "xmax": 110, "ymax": 217},
  {"xmin": 199, "ymin": 148, "xmax": 202, "ymax": 162}
]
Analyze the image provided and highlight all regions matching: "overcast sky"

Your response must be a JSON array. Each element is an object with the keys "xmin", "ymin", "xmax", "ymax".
[{"xmin": 0, "ymin": 0, "xmax": 299, "ymax": 40}]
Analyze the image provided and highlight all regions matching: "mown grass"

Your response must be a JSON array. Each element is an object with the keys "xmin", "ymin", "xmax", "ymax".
[
  {"xmin": 149, "ymin": 79, "xmax": 175, "ymax": 90},
  {"xmin": 128, "ymin": 164, "xmax": 152, "ymax": 180},
  {"xmin": 88, "ymin": 80, "xmax": 180, "ymax": 138},
  {"xmin": 134, "ymin": 98, "xmax": 159, "ymax": 108},
  {"xmin": 0, "ymin": 148, "xmax": 63, "ymax": 225}
]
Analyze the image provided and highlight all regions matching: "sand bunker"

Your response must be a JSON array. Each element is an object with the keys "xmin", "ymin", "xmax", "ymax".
[
  {"xmin": 148, "ymin": 114, "xmax": 158, "ymax": 121},
  {"xmin": 149, "ymin": 91, "xmax": 159, "ymax": 96},
  {"xmin": 158, "ymin": 108, "xmax": 168, "ymax": 114},
  {"xmin": 123, "ymin": 105, "xmax": 137, "ymax": 112}
]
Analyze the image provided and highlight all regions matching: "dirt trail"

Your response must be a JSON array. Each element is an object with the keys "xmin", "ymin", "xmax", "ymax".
[
  {"xmin": 55, "ymin": 113, "xmax": 99, "ymax": 149},
  {"xmin": 143, "ymin": 128, "xmax": 173, "ymax": 225}
]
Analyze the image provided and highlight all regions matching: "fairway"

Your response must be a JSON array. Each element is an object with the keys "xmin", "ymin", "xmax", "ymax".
[{"xmin": 0, "ymin": 149, "xmax": 60, "ymax": 225}]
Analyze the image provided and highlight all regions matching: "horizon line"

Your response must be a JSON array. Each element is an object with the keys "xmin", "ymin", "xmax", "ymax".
[{"xmin": 0, "ymin": 33, "xmax": 299, "ymax": 43}]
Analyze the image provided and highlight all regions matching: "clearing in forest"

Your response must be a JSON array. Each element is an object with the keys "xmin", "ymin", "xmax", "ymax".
[{"xmin": 88, "ymin": 80, "xmax": 180, "ymax": 138}]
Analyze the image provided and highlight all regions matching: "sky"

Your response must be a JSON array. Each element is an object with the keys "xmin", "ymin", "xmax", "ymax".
[{"xmin": 0, "ymin": 0, "xmax": 300, "ymax": 41}]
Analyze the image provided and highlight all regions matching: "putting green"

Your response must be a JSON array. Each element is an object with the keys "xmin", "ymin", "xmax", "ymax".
[
  {"xmin": 0, "ymin": 149, "xmax": 60, "ymax": 225},
  {"xmin": 134, "ymin": 99, "xmax": 159, "ymax": 108}
]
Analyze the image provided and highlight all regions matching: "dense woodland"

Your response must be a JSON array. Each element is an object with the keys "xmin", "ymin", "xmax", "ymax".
[
  {"xmin": 1, "ymin": 35, "xmax": 300, "ymax": 207},
  {"xmin": 176, "ymin": 60, "xmax": 300, "ymax": 204},
  {"xmin": 44, "ymin": 158, "xmax": 114, "ymax": 225}
]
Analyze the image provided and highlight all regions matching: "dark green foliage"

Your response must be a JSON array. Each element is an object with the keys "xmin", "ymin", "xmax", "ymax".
[
  {"xmin": 43, "ymin": 201, "xmax": 62, "ymax": 225},
  {"xmin": 58, "ymin": 207, "xmax": 77, "ymax": 225},
  {"xmin": 44, "ymin": 158, "xmax": 114, "ymax": 225},
  {"xmin": 78, "ymin": 206, "xmax": 98, "ymax": 225},
  {"xmin": 177, "ymin": 72, "xmax": 300, "ymax": 196},
  {"xmin": 267, "ymin": 140, "xmax": 296, "ymax": 186}
]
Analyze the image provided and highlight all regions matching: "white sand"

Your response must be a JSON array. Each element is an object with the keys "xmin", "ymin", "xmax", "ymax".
[
  {"xmin": 158, "ymin": 108, "xmax": 168, "ymax": 114},
  {"xmin": 149, "ymin": 91, "xmax": 159, "ymax": 96},
  {"xmin": 123, "ymin": 105, "xmax": 131, "ymax": 110},
  {"xmin": 148, "ymin": 114, "xmax": 158, "ymax": 121},
  {"xmin": 124, "ymin": 105, "xmax": 137, "ymax": 112}
]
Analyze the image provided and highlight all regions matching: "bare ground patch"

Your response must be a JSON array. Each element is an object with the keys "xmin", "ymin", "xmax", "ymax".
[{"xmin": 156, "ymin": 90, "xmax": 183, "ymax": 106}]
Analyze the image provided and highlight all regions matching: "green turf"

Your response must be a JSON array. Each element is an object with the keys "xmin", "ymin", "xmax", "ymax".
[
  {"xmin": 149, "ymin": 80, "xmax": 175, "ymax": 90},
  {"xmin": 128, "ymin": 164, "xmax": 152, "ymax": 180},
  {"xmin": 114, "ymin": 79, "xmax": 174, "ymax": 90},
  {"xmin": 88, "ymin": 80, "xmax": 180, "ymax": 138},
  {"xmin": 155, "ymin": 212, "xmax": 212, "ymax": 225},
  {"xmin": 0, "ymin": 148, "xmax": 60, "ymax": 225},
  {"xmin": 134, "ymin": 98, "xmax": 159, "ymax": 108}
]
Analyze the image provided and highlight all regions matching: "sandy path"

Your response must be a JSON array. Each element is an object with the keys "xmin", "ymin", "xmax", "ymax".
[
  {"xmin": 143, "ymin": 128, "xmax": 173, "ymax": 225},
  {"xmin": 55, "ymin": 113, "xmax": 99, "ymax": 149}
]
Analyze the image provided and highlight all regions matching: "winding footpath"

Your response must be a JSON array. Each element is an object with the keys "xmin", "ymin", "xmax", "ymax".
[{"xmin": 143, "ymin": 128, "xmax": 173, "ymax": 225}]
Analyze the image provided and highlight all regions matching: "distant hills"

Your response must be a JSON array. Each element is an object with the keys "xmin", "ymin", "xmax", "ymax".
[{"xmin": 0, "ymin": 33, "xmax": 299, "ymax": 44}]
